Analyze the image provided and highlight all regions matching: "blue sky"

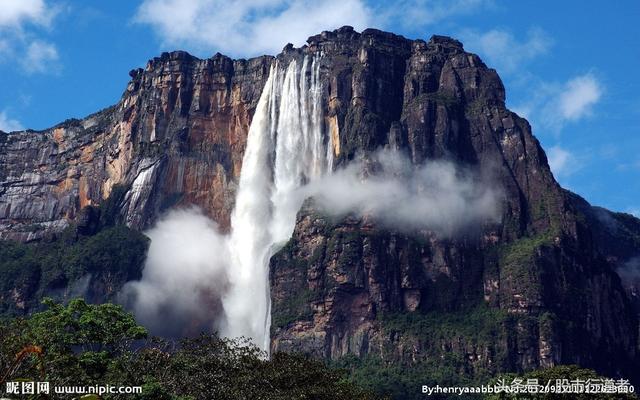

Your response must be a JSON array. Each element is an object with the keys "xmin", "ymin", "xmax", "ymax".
[{"xmin": 0, "ymin": 0, "xmax": 638, "ymax": 216}]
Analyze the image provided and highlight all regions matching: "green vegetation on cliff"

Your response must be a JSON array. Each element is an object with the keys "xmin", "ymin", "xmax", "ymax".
[
  {"xmin": 378, "ymin": 305, "xmax": 510, "ymax": 347},
  {"xmin": 497, "ymin": 230, "xmax": 557, "ymax": 304},
  {"xmin": 0, "ymin": 184, "xmax": 149, "ymax": 317},
  {"xmin": 330, "ymin": 306, "xmax": 511, "ymax": 399},
  {"xmin": 0, "ymin": 225, "xmax": 149, "ymax": 317},
  {"xmin": 499, "ymin": 231, "xmax": 555, "ymax": 268},
  {"xmin": 271, "ymin": 287, "xmax": 315, "ymax": 330}
]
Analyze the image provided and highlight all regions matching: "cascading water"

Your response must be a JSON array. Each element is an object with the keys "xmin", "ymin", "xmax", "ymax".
[{"xmin": 222, "ymin": 54, "xmax": 332, "ymax": 352}]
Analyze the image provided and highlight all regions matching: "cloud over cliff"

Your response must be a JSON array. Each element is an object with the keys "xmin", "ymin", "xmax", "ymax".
[{"xmin": 301, "ymin": 149, "xmax": 502, "ymax": 235}]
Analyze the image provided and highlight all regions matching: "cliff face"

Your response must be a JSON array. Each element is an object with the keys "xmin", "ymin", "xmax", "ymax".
[
  {"xmin": 266, "ymin": 27, "xmax": 640, "ymax": 382},
  {"xmin": 0, "ymin": 51, "xmax": 272, "ymax": 241},
  {"xmin": 0, "ymin": 26, "xmax": 639, "ymax": 385}
]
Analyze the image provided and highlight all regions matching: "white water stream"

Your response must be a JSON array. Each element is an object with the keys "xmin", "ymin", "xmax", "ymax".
[{"xmin": 222, "ymin": 55, "xmax": 332, "ymax": 351}]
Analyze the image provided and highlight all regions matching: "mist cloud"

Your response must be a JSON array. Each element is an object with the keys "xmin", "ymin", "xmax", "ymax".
[
  {"xmin": 121, "ymin": 208, "xmax": 229, "ymax": 337},
  {"xmin": 300, "ymin": 149, "xmax": 502, "ymax": 235},
  {"xmin": 618, "ymin": 257, "xmax": 640, "ymax": 284}
]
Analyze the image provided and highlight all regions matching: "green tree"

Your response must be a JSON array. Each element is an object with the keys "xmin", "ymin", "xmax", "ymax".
[
  {"xmin": 1, "ymin": 299, "xmax": 378, "ymax": 400},
  {"xmin": 1, "ymin": 298, "xmax": 147, "ymax": 388}
]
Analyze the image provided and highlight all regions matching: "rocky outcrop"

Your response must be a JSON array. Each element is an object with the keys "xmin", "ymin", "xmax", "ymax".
[
  {"xmin": 0, "ymin": 26, "xmax": 638, "ymax": 387},
  {"xmin": 0, "ymin": 52, "xmax": 272, "ymax": 241}
]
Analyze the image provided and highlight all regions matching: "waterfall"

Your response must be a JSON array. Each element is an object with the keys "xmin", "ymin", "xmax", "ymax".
[{"xmin": 222, "ymin": 55, "xmax": 331, "ymax": 352}]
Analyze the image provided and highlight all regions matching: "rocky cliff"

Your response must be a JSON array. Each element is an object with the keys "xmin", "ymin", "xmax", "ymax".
[
  {"xmin": 0, "ymin": 51, "xmax": 272, "ymax": 241},
  {"xmin": 1, "ymin": 26, "xmax": 639, "ymax": 390},
  {"xmin": 265, "ymin": 27, "xmax": 640, "ymax": 387}
]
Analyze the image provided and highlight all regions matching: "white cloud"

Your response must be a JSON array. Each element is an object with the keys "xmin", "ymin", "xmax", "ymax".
[
  {"xmin": 558, "ymin": 74, "xmax": 602, "ymax": 121},
  {"xmin": 135, "ymin": 0, "xmax": 498, "ymax": 56},
  {"xmin": 460, "ymin": 27, "xmax": 552, "ymax": 73},
  {"xmin": 0, "ymin": 0, "xmax": 60, "ymax": 74},
  {"xmin": 0, "ymin": 110, "xmax": 24, "ymax": 132},
  {"xmin": 377, "ymin": 0, "xmax": 491, "ymax": 30},
  {"xmin": 0, "ymin": 0, "xmax": 54, "ymax": 28},
  {"xmin": 300, "ymin": 149, "xmax": 502, "ymax": 235},
  {"xmin": 547, "ymin": 145, "xmax": 575, "ymax": 178},
  {"xmin": 513, "ymin": 73, "xmax": 604, "ymax": 133},
  {"xmin": 135, "ymin": 0, "xmax": 372, "ymax": 56},
  {"xmin": 22, "ymin": 39, "xmax": 59, "ymax": 74},
  {"xmin": 540, "ymin": 73, "xmax": 603, "ymax": 131}
]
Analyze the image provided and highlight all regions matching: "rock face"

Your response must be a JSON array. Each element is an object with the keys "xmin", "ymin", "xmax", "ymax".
[
  {"xmin": 0, "ymin": 26, "xmax": 639, "ymax": 385},
  {"xmin": 266, "ymin": 27, "xmax": 640, "ymax": 383},
  {"xmin": 0, "ymin": 51, "xmax": 272, "ymax": 241}
]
